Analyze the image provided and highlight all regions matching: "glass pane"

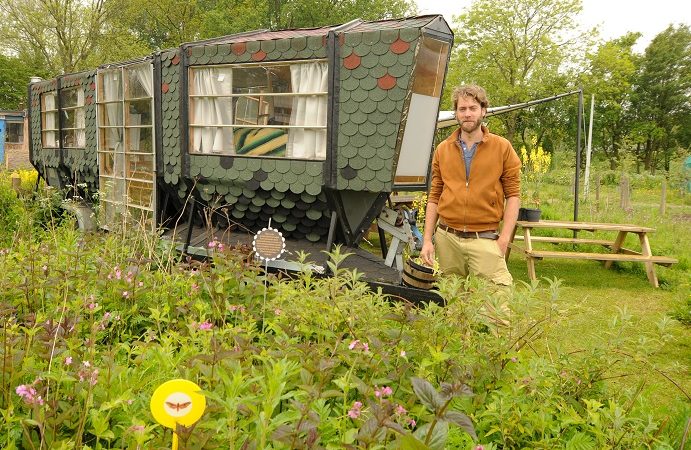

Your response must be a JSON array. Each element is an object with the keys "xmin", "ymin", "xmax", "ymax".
[
  {"xmin": 127, "ymin": 207, "xmax": 154, "ymax": 230},
  {"xmin": 42, "ymin": 93, "xmax": 57, "ymax": 111},
  {"xmin": 99, "ymin": 152, "xmax": 116, "ymax": 176},
  {"xmin": 62, "ymin": 109, "xmax": 77, "ymax": 128},
  {"xmin": 126, "ymin": 99, "xmax": 152, "ymax": 126},
  {"xmin": 99, "ymin": 127, "xmax": 123, "ymax": 151},
  {"xmin": 100, "ymin": 103, "xmax": 123, "ymax": 127},
  {"xmin": 62, "ymin": 130, "xmax": 77, "ymax": 147},
  {"xmin": 125, "ymin": 65, "xmax": 152, "ymax": 99},
  {"xmin": 126, "ymin": 153, "xmax": 155, "ymax": 181},
  {"xmin": 60, "ymin": 88, "xmax": 78, "ymax": 107},
  {"xmin": 6, "ymin": 122, "xmax": 23, "ymax": 143},
  {"xmin": 98, "ymin": 70, "xmax": 123, "ymax": 102},
  {"xmin": 99, "ymin": 178, "xmax": 126, "ymax": 204},
  {"xmin": 42, "ymin": 131, "xmax": 58, "ymax": 148},
  {"xmin": 411, "ymin": 37, "xmax": 450, "ymax": 97},
  {"xmin": 127, "ymin": 179, "xmax": 154, "ymax": 207},
  {"xmin": 126, "ymin": 126, "xmax": 153, "ymax": 154}
]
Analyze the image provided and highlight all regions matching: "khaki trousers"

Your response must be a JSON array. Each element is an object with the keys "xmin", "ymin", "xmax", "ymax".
[{"xmin": 435, "ymin": 227, "xmax": 513, "ymax": 286}]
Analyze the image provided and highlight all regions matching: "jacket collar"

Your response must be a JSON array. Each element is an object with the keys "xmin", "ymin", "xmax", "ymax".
[{"xmin": 447, "ymin": 125, "xmax": 490, "ymax": 145}]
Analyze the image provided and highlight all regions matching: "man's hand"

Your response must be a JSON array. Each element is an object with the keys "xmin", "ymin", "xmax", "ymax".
[{"xmin": 420, "ymin": 241, "xmax": 435, "ymax": 267}]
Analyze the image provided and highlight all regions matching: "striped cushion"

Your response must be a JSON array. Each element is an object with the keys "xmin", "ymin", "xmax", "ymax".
[{"xmin": 235, "ymin": 128, "xmax": 287, "ymax": 156}]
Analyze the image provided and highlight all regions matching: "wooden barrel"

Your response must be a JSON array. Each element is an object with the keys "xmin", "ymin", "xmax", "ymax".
[{"xmin": 402, "ymin": 258, "xmax": 436, "ymax": 290}]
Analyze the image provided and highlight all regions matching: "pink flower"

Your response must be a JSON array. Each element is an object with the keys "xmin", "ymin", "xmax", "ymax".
[
  {"xmin": 129, "ymin": 424, "xmax": 145, "ymax": 433},
  {"xmin": 208, "ymin": 240, "xmax": 217, "ymax": 248},
  {"xmin": 191, "ymin": 283, "xmax": 199, "ymax": 291},
  {"xmin": 64, "ymin": 356, "xmax": 73, "ymax": 365},
  {"xmin": 347, "ymin": 401, "xmax": 363, "ymax": 419},
  {"xmin": 16, "ymin": 384, "xmax": 43, "ymax": 406},
  {"xmin": 103, "ymin": 312, "xmax": 111, "ymax": 320},
  {"xmin": 198, "ymin": 321, "xmax": 213, "ymax": 330},
  {"xmin": 122, "ymin": 290, "xmax": 129, "ymax": 298},
  {"xmin": 400, "ymin": 350, "xmax": 406, "ymax": 357},
  {"xmin": 138, "ymin": 281, "xmax": 144, "ymax": 287},
  {"xmin": 88, "ymin": 302, "xmax": 98, "ymax": 310},
  {"xmin": 395, "ymin": 404, "xmax": 407, "ymax": 415},
  {"xmin": 407, "ymin": 418, "xmax": 416, "ymax": 428},
  {"xmin": 381, "ymin": 386, "xmax": 393, "ymax": 397},
  {"xmin": 348, "ymin": 340, "xmax": 360, "ymax": 350},
  {"xmin": 274, "ymin": 308, "xmax": 282, "ymax": 315},
  {"xmin": 475, "ymin": 446, "xmax": 485, "ymax": 450},
  {"xmin": 362, "ymin": 342, "xmax": 369, "ymax": 352}
]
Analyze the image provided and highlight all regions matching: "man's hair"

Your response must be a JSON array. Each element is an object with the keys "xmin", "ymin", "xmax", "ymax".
[{"xmin": 452, "ymin": 85, "xmax": 489, "ymax": 110}]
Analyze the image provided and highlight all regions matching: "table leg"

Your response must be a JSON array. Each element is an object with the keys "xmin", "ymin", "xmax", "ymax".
[
  {"xmin": 638, "ymin": 232, "xmax": 659, "ymax": 287},
  {"xmin": 523, "ymin": 228, "xmax": 536, "ymax": 281},
  {"xmin": 604, "ymin": 230, "xmax": 627, "ymax": 269}
]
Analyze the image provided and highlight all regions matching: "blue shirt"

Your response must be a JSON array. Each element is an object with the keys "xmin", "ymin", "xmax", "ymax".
[{"xmin": 459, "ymin": 137, "xmax": 479, "ymax": 180}]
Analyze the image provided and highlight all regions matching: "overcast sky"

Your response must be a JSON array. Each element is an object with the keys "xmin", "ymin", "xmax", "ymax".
[{"xmin": 414, "ymin": 0, "xmax": 690, "ymax": 52}]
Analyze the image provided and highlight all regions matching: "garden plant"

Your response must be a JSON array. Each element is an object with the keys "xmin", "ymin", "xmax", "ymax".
[{"xmin": 0, "ymin": 166, "xmax": 689, "ymax": 449}]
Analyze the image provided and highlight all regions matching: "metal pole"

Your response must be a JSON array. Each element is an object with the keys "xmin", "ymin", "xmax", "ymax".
[
  {"xmin": 584, "ymin": 94, "xmax": 595, "ymax": 196},
  {"xmin": 574, "ymin": 89, "xmax": 583, "ymax": 224}
]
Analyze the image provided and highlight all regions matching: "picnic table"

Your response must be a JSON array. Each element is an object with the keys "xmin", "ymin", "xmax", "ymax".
[{"xmin": 505, "ymin": 220, "xmax": 678, "ymax": 287}]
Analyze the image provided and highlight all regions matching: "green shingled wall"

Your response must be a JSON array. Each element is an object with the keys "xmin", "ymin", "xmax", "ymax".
[
  {"xmin": 163, "ymin": 40, "xmax": 333, "ymax": 242},
  {"xmin": 336, "ymin": 27, "xmax": 420, "ymax": 192}
]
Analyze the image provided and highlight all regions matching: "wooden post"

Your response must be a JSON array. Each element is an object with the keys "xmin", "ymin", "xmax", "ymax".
[
  {"xmin": 620, "ymin": 176, "xmax": 631, "ymax": 211},
  {"xmin": 10, "ymin": 172, "xmax": 21, "ymax": 195},
  {"xmin": 660, "ymin": 179, "xmax": 667, "ymax": 216}
]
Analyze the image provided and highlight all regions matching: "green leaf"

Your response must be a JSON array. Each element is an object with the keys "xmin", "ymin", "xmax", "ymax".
[
  {"xmin": 414, "ymin": 422, "xmax": 448, "ymax": 450},
  {"xmin": 396, "ymin": 433, "xmax": 432, "ymax": 450},
  {"xmin": 411, "ymin": 377, "xmax": 444, "ymax": 412},
  {"xmin": 441, "ymin": 410, "xmax": 477, "ymax": 440}
]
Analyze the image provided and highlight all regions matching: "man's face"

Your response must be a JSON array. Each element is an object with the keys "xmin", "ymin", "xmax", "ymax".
[{"xmin": 455, "ymin": 96, "xmax": 485, "ymax": 134}]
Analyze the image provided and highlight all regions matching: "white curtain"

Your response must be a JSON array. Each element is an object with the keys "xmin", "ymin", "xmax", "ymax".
[
  {"xmin": 101, "ymin": 70, "xmax": 124, "ymax": 208},
  {"xmin": 286, "ymin": 62, "xmax": 328, "ymax": 159},
  {"xmin": 191, "ymin": 67, "xmax": 233, "ymax": 154},
  {"xmin": 44, "ymin": 93, "xmax": 57, "ymax": 147},
  {"xmin": 127, "ymin": 64, "xmax": 154, "ymax": 153},
  {"xmin": 76, "ymin": 88, "xmax": 86, "ymax": 147}
]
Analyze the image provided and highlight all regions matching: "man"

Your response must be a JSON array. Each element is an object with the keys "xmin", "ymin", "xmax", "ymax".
[{"xmin": 420, "ymin": 84, "xmax": 520, "ymax": 286}]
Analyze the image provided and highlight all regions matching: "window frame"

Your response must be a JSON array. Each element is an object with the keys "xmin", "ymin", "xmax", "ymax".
[
  {"xmin": 187, "ymin": 59, "xmax": 329, "ymax": 158},
  {"xmin": 60, "ymin": 86, "xmax": 87, "ymax": 149},
  {"xmin": 40, "ymin": 92, "xmax": 59, "ymax": 148}
]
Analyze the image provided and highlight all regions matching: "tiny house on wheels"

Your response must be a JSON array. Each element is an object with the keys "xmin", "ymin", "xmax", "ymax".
[{"xmin": 28, "ymin": 15, "xmax": 454, "ymax": 301}]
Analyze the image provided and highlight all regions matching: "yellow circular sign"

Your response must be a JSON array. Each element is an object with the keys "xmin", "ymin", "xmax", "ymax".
[{"xmin": 150, "ymin": 379, "xmax": 206, "ymax": 429}]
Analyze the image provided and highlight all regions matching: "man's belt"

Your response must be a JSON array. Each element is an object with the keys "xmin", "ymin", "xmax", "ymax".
[{"xmin": 437, "ymin": 224, "xmax": 498, "ymax": 240}]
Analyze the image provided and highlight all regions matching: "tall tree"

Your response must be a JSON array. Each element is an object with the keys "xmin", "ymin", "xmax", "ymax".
[
  {"xmin": 447, "ymin": 0, "xmax": 588, "ymax": 147},
  {"xmin": 0, "ymin": 54, "xmax": 47, "ymax": 109},
  {"xmin": 580, "ymin": 33, "xmax": 641, "ymax": 169},
  {"xmin": 630, "ymin": 25, "xmax": 691, "ymax": 173},
  {"xmin": 0, "ymin": 0, "xmax": 127, "ymax": 75}
]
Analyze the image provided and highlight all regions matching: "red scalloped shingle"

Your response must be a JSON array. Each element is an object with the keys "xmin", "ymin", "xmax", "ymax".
[
  {"xmin": 232, "ymin": 42, "xmax": 246, "ymax": 55},
  {"xmin": 171, "ymin": 54, "xmax": 180, "ymax": 65},
  {"xmin": 252, "ymin": 50, "xmax": 267, "ymax": 61},
  {"xmin": 390, "ymin": 38, "xmax": 410, "ymax": 55},
  {"xmin": 343, "ymin": 52, "xmax": 361, "ymax": 70},
  {"xmin": 377, "ymin": 73, "xmax": 397, "ymax": 90},
  {"xmin": 162, "ymin": 83, "xmax": 169, "ymax": 94}
]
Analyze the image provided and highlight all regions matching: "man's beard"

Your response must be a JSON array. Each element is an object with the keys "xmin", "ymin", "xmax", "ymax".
[{"xmin": 459, "ymin": 117, "xmax": 482, "ymax": 133}]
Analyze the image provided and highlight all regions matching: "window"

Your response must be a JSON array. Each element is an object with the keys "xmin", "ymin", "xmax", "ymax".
[
  {"xmin": 41, "ymin": 93, "xmax": 59, "ymax": 148},
  {"xmin": 97, "ymin": 63, "xmax": 156, "ymax": 231},
  {"xmin": 60, "ymin": 87, "xmax": 86, "ymax": 148},
  {"xmin": 188, "ymin": 60, "xmax": 328, "ymax": 159},
  {"xmin": 5, "ymin": 121, "xmax": 23, "ymax": 143},
  {"xmin": 395, "ymin": 36, "xmax": 450, "ymax": 187}
]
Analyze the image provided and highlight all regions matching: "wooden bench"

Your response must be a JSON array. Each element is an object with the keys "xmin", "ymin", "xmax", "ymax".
[{"xmin": 506, "ymin": 220, "xmax": 678, "ymax": 287}]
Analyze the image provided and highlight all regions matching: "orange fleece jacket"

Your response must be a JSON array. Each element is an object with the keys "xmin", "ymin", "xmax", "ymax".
[{"xmin": 428, "ymin": 125, "xmax": 521, "ymax": 232}]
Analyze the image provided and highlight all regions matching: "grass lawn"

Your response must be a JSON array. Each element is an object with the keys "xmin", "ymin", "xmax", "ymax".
[{"xmin": 382, "ymin": 171, "xmax": 691, "ymax": 417}]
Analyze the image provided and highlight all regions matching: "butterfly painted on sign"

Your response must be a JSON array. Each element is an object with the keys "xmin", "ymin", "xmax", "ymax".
[{"xmin": 165, "ymin": 401, "xmax": 192, "ymax": 411}]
